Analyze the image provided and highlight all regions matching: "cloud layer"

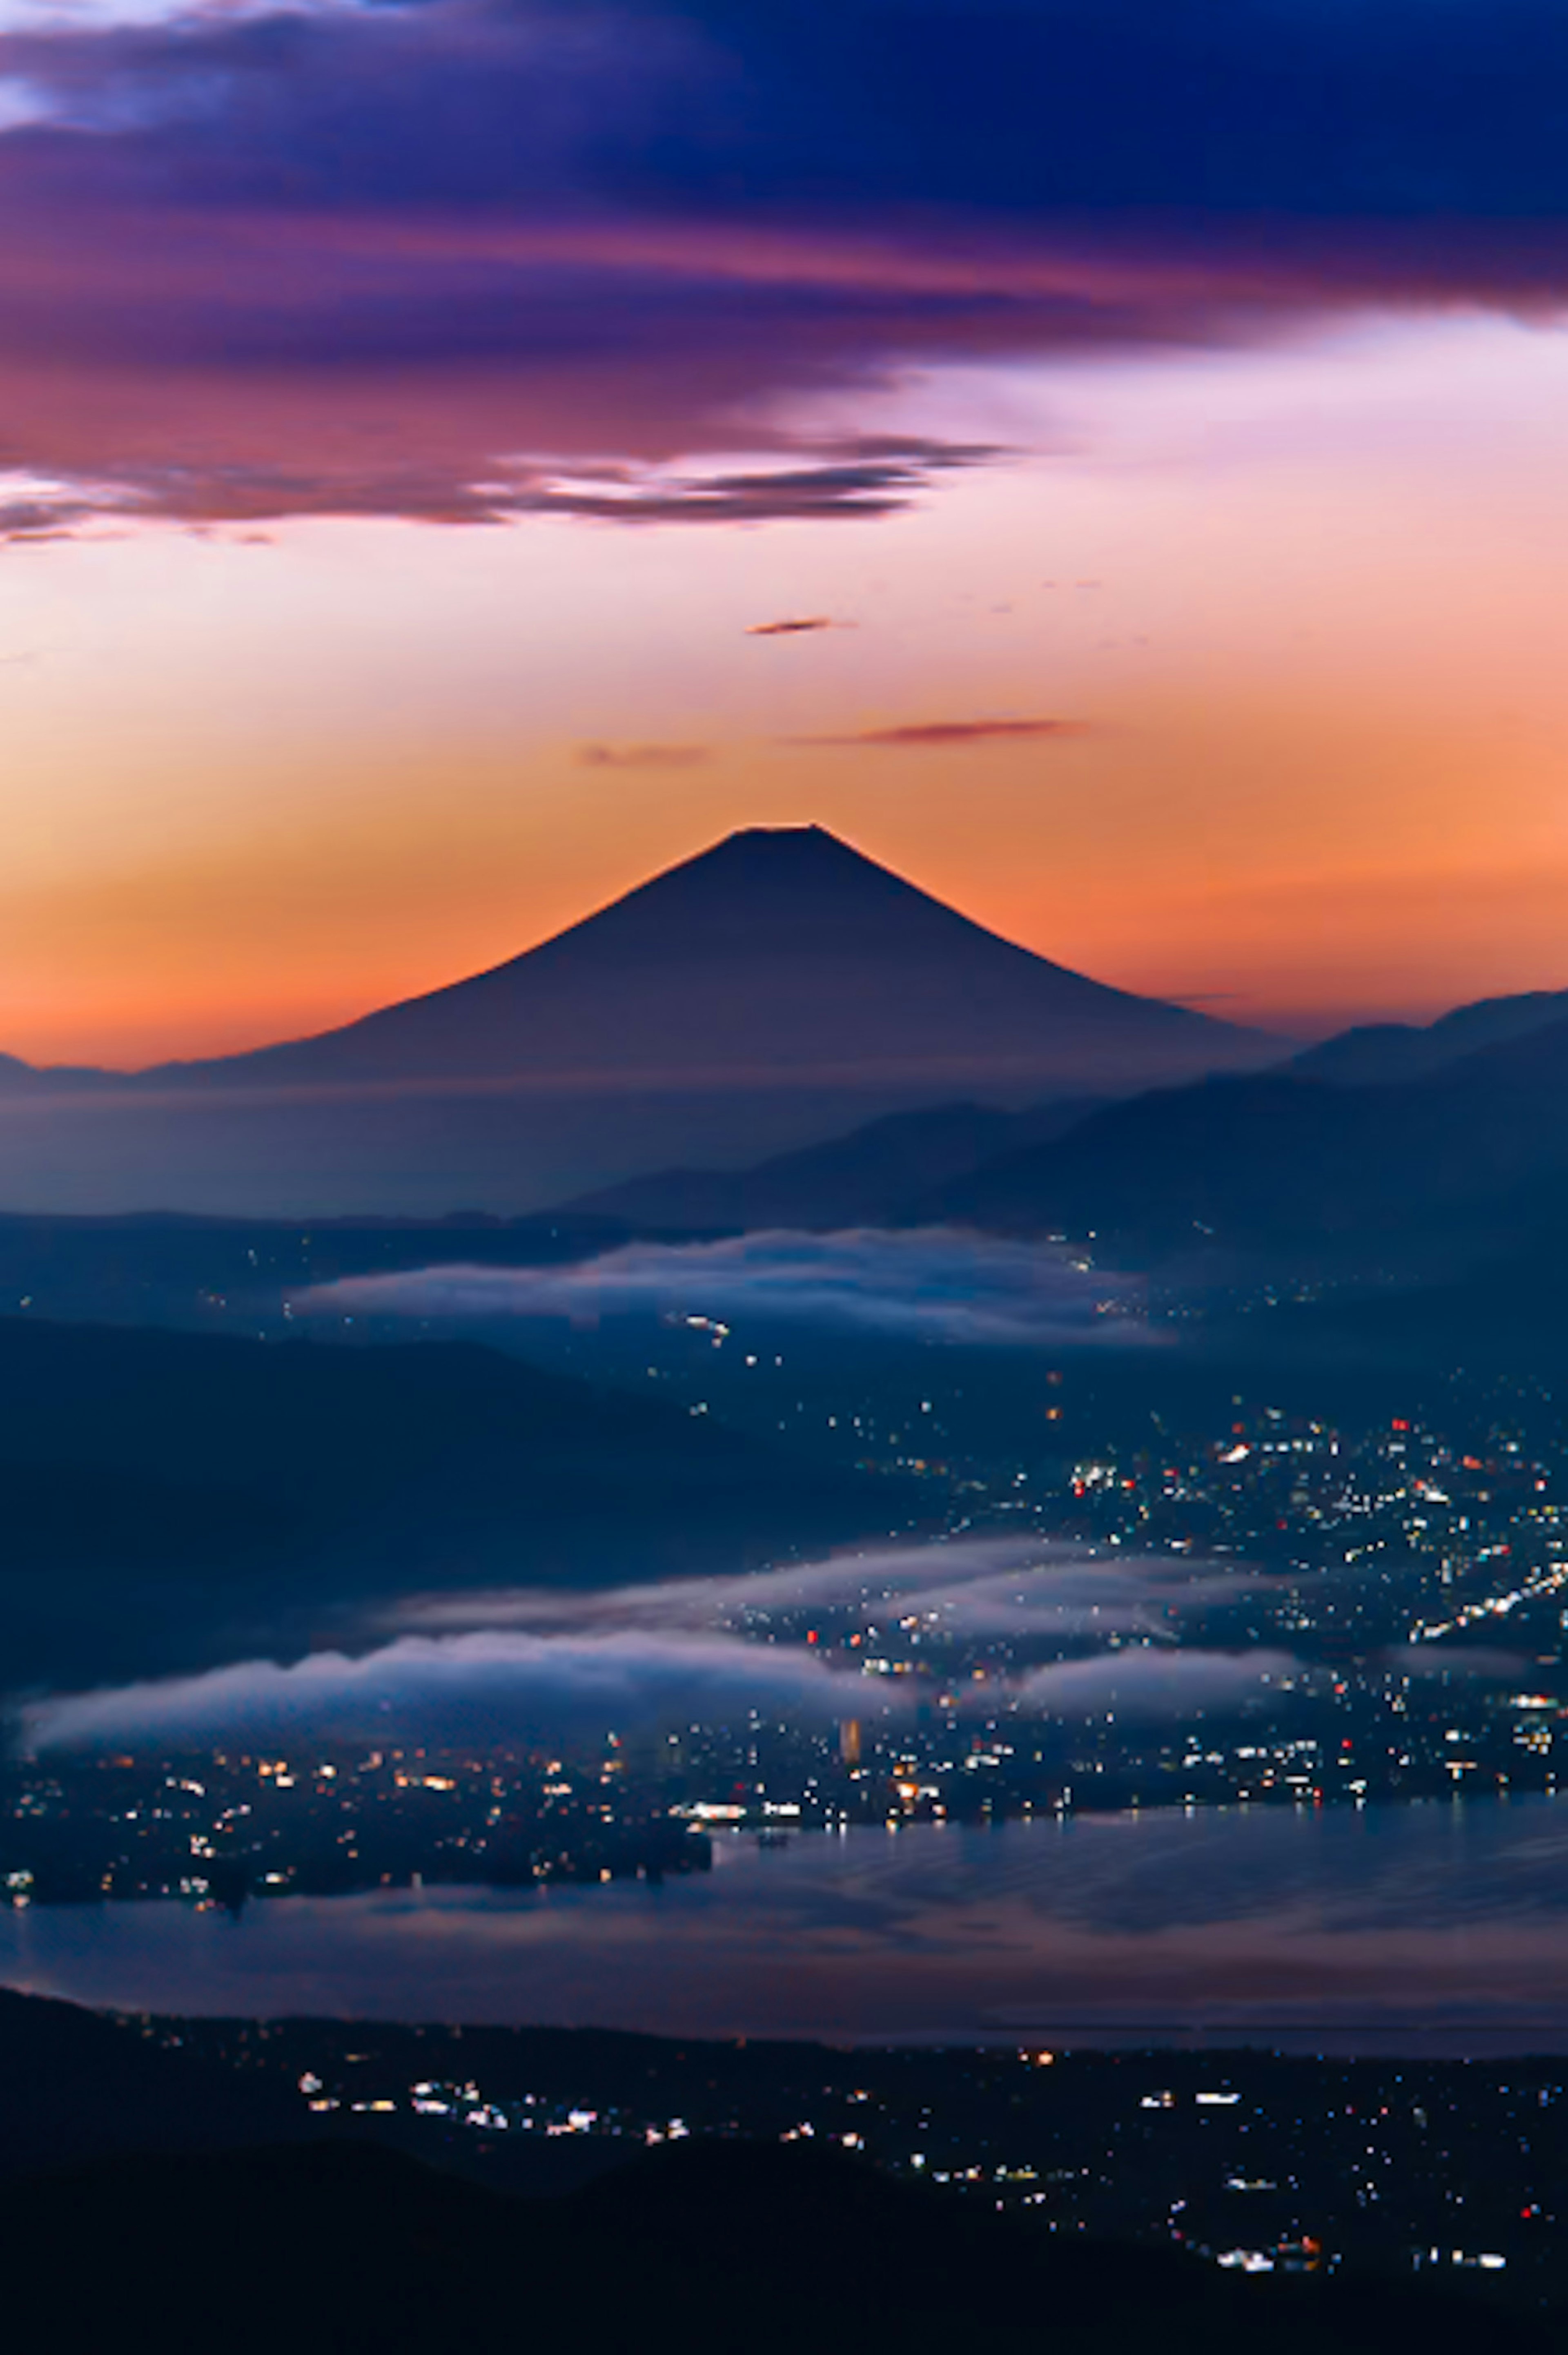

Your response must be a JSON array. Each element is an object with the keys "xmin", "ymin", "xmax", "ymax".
[
  {"xmin": 1018, "ymin": 1648, "xmax": 1301, "ymax": 1719},
  {"xmin": 4, "ymin": 0, "xmax": 1568, "ymax": 529},
  {"xmin": 21, "ymin": 1534, "xmax": 1297, "ymax": 1751},
  {"xmin": 397, "ymin": 1536, "xmax": 1267, "ymax": 1643},
  {"xmin": 576, "ymin": 742, "xmax": 709, "ymax": 770},
  {"xmin": 301, "ymin": 1228, "xmax": 1151, "ymax": 1346},
  {"xmin": 21, "ymin": 1627, "xmax": 862, "ymax": 1751}
]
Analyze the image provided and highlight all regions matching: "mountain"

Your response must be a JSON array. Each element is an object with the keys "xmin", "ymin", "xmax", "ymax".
[
  {"xmin": 932, "ymin": 1014, "xmax": 1568, "ymax": 1266},
  {"xmin": 0, "ymin": 1315, "xmax": 915, "ymax": 1690},
  {"xmin": 1292, "ymin": 987, "xmax": 1568, "ymax": 1085},
  {"xmin": 141, "ymin": 826, "xmax": 1278, "ymax": 1093},
  {"xmin": 0, "ymin": 1988, "xmax": 307, "ymax": 2179},
  {"xmin": 0, "ymin": 2094, "xmax": 1537, "ymax": 2355},
  {"xmin": 559, "ymin": 1095, "xmax": 1106, "ymax": 1232},
  {"xmin": 0, "ymin": 1052, "xmax": 115, "ymax": 1094},
  {"xmin": 0, "ymin": 827, "xmax": 1283, "ymax": 1217}
]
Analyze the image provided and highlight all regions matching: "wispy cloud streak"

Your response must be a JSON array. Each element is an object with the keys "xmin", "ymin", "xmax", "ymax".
[
  {"xmin": 788, "ymin": 720, "xmax": 1087, "ymax": 750},
  {"xmin": 300, "ymin": 1228, "xmax": 1152, "ymax": 1346},
  {"xmin": 395, "ymin": 1537, "xmax": 1272, "ymax": 1640},
  {"xmin": 576, "ymin": 742, "xmax": 709, "ymax": 769},
  {"xmin": 1018, "ymin": 1648, "xmax": 1301, "ymax": 1718},
  {"xmin": 21, "ymin": 1628, "xmax": 864, "ymax": 1751},
  {"xmin": 21, "ymin": 1535, "xmax": 1298, "ymax": 1750}
]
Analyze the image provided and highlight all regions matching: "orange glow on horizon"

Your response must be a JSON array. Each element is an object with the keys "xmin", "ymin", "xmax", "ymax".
[{"xmin": 7, "ymin": 315, "xmax": 1568, "ymax": 1068}]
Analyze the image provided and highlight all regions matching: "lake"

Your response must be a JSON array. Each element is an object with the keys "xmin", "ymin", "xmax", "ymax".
[{"xmin": 6, "ymin": 1798, "xmax": 1568, "ymax": 2052}]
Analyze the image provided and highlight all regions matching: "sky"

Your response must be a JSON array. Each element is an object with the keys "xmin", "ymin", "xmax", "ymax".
[{"xmin": 7, "ymin": 0, "xmax": 1568, "ymax": 1064}]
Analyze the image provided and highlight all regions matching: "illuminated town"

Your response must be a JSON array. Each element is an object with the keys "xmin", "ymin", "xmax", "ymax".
[
  {"xmin": 113, "ymin": 2013, "xmax": 1567, "ymax": 2310},
  {"xmin": 8, "ymin": 1377, "xmax": 1566, "ymax": 1910}
]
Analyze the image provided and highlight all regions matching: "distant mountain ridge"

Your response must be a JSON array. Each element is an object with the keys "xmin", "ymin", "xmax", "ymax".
[
  {"xmin": 0, "ymin": 1051, "xmax": 115, "ymax": 1093},
  {"xmin": 1290, "ymin": 986, "xmax": 1568, "ymax": 1085},
  {"xmin": 929, "ymin": 1011, "xmax": 1568, "ymax": 1262},
  {"xmin": 543, "ymin": 979, "xmax": 1568, "ymax": 1240},
  {"xmin": 0, "ymin": 827, "xmax": 1282, "ymax": 1215},
  {"xmin": 560, "ymin": 1095, "xmax": 1106, "ymax": 1232}
]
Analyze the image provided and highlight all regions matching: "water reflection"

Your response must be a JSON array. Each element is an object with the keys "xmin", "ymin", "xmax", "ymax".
[{"xmin": 4, "ymin": 1800, "xmax": 1568, "ymax": 2052}]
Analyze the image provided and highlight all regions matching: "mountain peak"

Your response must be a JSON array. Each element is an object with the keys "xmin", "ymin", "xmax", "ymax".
[
  {"xmin": 644, "ymin": 821, "xmax": 910, "ymax": 892},
  {"xmin": 4, "ymin": 826, "xmax": 1287, "ymax": 1216},
  {"xmin": 708, "ymin": 822, "xmax": 879, "ymax": 861},
  {"xmin": 722, "ymin": 822, "xmax": 837, "ymax": 843},
  {"xmin": 583, "ymin": 821, "xmax": 942, "ymax": 944},
  {"xmin": 663, "ymin": 821, "xmax": 877, "ymax": 878},
  {"xmin": 144, "ymin": 822, "xmax": 1279, "ymax": 1098}
]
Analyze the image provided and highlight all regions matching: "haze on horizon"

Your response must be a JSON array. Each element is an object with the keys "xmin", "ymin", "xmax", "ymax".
[{"xmin": 5, "ymin": 0, "xmax": 1568, "ymax": 1066}]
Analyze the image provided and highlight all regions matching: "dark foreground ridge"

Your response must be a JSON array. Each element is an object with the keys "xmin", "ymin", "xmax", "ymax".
[
  {"xmin": 0, "ymin": 2105, "xmax": 1546, "ymax": 2355},
  {"xmin": 0, "ymin": 1990, "xmax": 1562, "ymax": 2353}
]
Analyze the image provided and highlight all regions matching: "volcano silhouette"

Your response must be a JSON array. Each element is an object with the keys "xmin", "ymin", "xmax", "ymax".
[
  {"xmin": 0, "ymin": 828, "xmax": 1282, "ymax": 1215},
  {"xmin": 147, "ymin": 825, "xmax": 1276, "ymax": 1094}
]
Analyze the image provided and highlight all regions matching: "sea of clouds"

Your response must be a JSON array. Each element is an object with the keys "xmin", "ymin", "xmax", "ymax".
[
  {"xmin": 20, "ymin": 1535, "xmax": 1298, "ymax": 1752},
  {"xmin": 21, "ymin": 1524, "xmax": 1524, "ymax": 1753},
  {"xmin": 299, "ymin": 1228, "xmax": 1152, "ymax": 1348}
]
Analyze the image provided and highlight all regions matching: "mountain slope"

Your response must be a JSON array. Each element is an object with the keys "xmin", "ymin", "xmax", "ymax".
[
  {"xmin": 560, "ymin": 1095, "xmax": 1105, "ymax": 1232},
  {"xmin": 0, "ymin": 2114, "xmax": 1537, "ymax": 2355},
  {"xmin": 1292, "ymin": 987, "xmax": 1568, "ymax": 1085},
  {"xmin": 0, "ymin": 1315, "xmax": 913, "ymax": 1688},
  {"xmin": 0, "ymin": 1989, "xmax": 307, "ymax": 2179},
  {"xmin": 0, "ymin": 1053, "xmax": 116, "ymax": 1093},
  {"xmin": 140, "ymin": 826, "xmax": 1279, "ymax": 1095},
  {"xmin": 0, "ymin": 827, "xmax": 1283, "ymax": 1216},
  {"xmin": 934, "ymin": 1015, "xmax": 1568, "ymax": 1261}
]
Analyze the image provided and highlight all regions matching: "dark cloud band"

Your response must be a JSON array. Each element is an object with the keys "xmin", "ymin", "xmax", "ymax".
[
  {"xmin": 788, "ymin": 719, "xmax": 1087, "ymax": 749},
  {"xmin": 0, "ymin": 2, "xmax": 1564, "ymax": 528}
]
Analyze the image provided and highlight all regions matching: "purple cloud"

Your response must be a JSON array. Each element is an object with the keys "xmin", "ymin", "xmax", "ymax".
[
  {"xmin": 788, "ymin": 719, "xmax": 1087, "ymax": 750},
  {"xmin": 0, "ymin": 2, "xmax": 1563, "ymax": 527}
]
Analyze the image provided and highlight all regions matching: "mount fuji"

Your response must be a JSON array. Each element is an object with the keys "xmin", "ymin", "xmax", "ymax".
[{"xmin": 0, "ymin": 827, "xmax": 1283, "ymax": 1215}]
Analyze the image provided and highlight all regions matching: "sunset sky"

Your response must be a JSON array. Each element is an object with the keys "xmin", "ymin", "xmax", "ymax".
[{"xmin": 7, "ymin": 0, "xmax": 1568, "ymax": 1066}]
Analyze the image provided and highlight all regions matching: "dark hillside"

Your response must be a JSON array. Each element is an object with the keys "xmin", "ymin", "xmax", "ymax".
[
  {"xmin": 936, "ymin": 1017, "xmax": 1568, "ymax": 1264},
  {"xmin": 0, "ymin": 1316, "xmax": 913, "ymax": 1686},
  {"xmin": 0, "ymin": 2132, "xmax": 1545, "ymax": 2355},
  {"xmin": 564, "ymin": 1095, "xmax": 1104, "ymax": 1232}
]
